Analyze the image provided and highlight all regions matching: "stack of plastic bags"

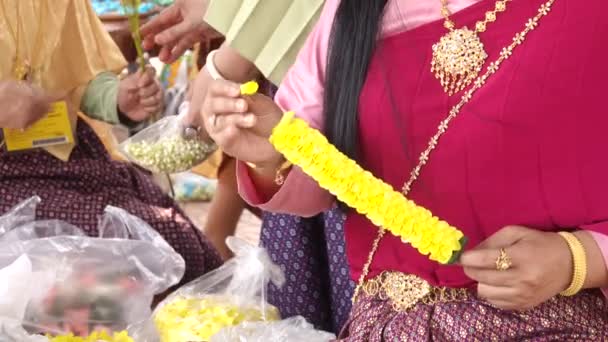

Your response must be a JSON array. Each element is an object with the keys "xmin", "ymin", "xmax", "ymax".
[
  {"xmin": 0, "ymin": 197, "xmax": 185, "ymax": 342},
  {"xmin": 129, "ymin": 237, "xmax": 335, "ymax": 342}
]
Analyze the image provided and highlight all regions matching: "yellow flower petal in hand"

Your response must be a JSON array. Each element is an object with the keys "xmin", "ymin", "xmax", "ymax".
[{"xmin": 240, "ymin": 81, "xmax": 259, "ymax": 95}]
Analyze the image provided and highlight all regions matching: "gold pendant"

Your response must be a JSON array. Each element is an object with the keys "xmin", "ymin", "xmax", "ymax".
[
  {"xmin": 12, "ymin": 59, "xmax": 31, "ymax": 81},
  {"xmin": 431, "ymin": 28, "xmax": 488, "ymax": 95}
]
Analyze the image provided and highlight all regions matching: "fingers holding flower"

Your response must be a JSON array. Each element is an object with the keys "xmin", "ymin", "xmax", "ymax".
[{"xmin": 201, "ymin": 79, "xmax": 284, "ymax": 168}]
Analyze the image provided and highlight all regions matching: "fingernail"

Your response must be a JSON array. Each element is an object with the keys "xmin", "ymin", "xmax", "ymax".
[{"xmin": 236, "ymin": 100, "xmax": 247, "ymax": 111}]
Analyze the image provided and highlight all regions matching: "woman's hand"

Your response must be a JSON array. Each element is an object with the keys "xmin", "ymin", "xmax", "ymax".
[
  {"xmin": 140, "ymin": 0, "xmax": 210, "ymax": 63},
  {"xmin": 118, "ymin": 66, "xmax": 163, "ymax": 122},
  {"xmin": 184, "ymin": 44, "xmax": 260, "ymax": 139},
  {"xmin": 460, "ymin": 226, "xmax": 573, "ymax": 311},
  {"xmin": 0, "ymin": 80, "xmax": 54, "ymax": 129},
  {"xmin": 201, "ymin": 80, "xmax": 283, "ymax": 169},
  {"xmin": 184, "ymin": 67, "xmax": 212, "ymax": 128}
]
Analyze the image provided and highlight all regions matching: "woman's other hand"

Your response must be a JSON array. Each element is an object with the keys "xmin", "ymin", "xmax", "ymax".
[
  {"xmin": 118, "ymin": 66, "xmax": 163, "ymax": 122},
  {"xmin": 0, "ymin": 80, "xmax": 54, "ymax": 129},
  {"xmin": 140, "ymin": 0, "xmax": 210, "ymax": 63},
  {"xmin": 201, "ymin": 80, "xmax": 284, "ymax": 169},
  {"xmin": 460, "ymin": 226, "xmax": 592, "ymax": 311}
]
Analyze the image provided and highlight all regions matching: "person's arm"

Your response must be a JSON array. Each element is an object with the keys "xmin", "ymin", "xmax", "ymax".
[
  {"xmin": 80, "ymin": 72, "xmax": 121, "ymax": 125},
  {"xmin": 235, "ymin": 0, "xmax": 340, "ymax": 217},
  {"xmin": 204, "ymin": 0, "xmax": 324, "ymax": 85},
  {"xmin": 81, "ymin": 69, "xmax": 162, "ymax": 127},
  {"xmin": 213, "ymin": 44, "xmax": 260, "ymax": 83}
]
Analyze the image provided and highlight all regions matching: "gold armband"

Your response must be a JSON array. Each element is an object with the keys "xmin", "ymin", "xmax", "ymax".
[
  {"xmin": 558, "ymin": 232, "xmax": 587, "ymax": 297},
  {"xmin": 245, "ymin": 159, "xmax": 292, "ymax": 186}
]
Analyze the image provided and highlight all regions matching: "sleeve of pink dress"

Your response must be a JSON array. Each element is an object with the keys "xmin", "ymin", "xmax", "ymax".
[
  {"xmin": 584, "ymin": 228, "xmax": 608, "ymax": 296},
  {"xmin": 236, "ymin": 0, "xmax": 340, "ymax": 217}
]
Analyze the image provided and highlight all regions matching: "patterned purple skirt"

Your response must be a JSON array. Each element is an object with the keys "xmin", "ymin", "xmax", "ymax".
[
  {"xmin": 261, "ymin": 209, "xmax": 355, "ymax": 334},
  {"xmin": 0, "ymin": 120, "xmax": 222, "ymax": 285},
  {"xmin": 340, "ymin": 290, "xmax": 608, "ymax": 341}
]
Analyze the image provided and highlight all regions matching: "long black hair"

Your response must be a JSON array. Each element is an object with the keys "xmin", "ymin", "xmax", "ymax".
[{"xmin": 323, "ymin": 0, "xmax": 389, "ymax": 163}]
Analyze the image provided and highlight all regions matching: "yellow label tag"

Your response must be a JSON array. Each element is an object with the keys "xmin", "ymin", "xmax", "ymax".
[{"xmin": 3, "ymin": 101, "xmax": 74, "ymax": 151}]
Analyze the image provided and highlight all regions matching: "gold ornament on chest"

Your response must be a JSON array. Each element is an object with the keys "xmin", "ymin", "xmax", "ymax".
[
  {"xmin": 431, "ymin": 0, "xmax": 511, "ymax": 95},
  {"xmin": 431, "ymin": 28, "xmax": 487, "ymax": 95}
]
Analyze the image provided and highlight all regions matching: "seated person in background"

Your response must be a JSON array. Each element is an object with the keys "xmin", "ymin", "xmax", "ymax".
[{"xmin": 0, "ymin": 0, "xmax": 221, "ymax": 285}]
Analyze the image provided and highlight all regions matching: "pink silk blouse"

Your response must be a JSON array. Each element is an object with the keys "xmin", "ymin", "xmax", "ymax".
[{"xmin": 238, "ymin": 0, "xmax": 608, "ymax": 291}]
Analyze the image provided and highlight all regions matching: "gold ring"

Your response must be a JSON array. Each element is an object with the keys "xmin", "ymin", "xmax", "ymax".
[{"xmin": 495, "ymin": 248, "xmax": 512, "ymax": 271}]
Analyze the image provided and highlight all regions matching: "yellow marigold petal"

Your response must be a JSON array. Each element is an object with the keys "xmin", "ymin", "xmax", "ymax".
[{"xmin": 240, "ymin": 81, "xmax": 259, "ymax": 95}]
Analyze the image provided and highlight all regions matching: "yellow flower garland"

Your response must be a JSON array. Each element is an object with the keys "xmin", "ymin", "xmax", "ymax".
[{"xmin": 269, "ymin": 112, "xmax": 467, "ymax": 264}]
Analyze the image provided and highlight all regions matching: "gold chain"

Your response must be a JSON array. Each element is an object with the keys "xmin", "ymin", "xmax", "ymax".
[
  {"xmin": 353, "ymin": 0, "xmax": 557, "ymax": 302},
  {"xmin": 441, "ymin": 0, "xmax": 511, "ymax": 32},
  {"xmin": 0, "ymin": 0, "xmax": 48, "ymax": 81}
]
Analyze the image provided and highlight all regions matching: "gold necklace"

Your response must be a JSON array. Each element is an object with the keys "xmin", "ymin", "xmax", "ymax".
[
  {"xmin": 353, "ymin": 0, "xmax": 557, "ymax": 301},
  {"xmin": 0, "ymin": 0, "xmax": 47, "ymax": 81},
  {"xmin": 431, "ymin": 0, "xmax": 511, "ymax": 95}
]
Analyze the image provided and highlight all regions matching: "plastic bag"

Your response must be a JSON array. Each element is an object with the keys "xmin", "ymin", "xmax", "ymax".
[
  {"xmin": 0, "ymin": 197, "xmax": 185, "ymax": 340},
  {"xmin": 160, "ymin": 50, "xmax": 192, "ymax": 119},
  {"xmin": 151, "ymin": 237, "xmax": 285, "ymax": 342},
  {"xmin": 210, "ymin": 316, "xmax": 336, "ymax": 342},
  {"xmin": 119, "ymin": 111, "xmax": 217, "ymax": 174},
  {"xmin": 171, "ymin": 172, "xmax": 217, "ymax": 202}
]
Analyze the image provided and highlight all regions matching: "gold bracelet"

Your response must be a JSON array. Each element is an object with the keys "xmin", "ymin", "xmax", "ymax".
[
  {"xmin": 245, "ymin": 159, "xmax": 292, "ymax": 186},
  {"xmin": 558, "ymin": 232, "xmax": 587, "ymax": 296}
]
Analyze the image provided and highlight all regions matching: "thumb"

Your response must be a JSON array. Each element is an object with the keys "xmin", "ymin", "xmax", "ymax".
[{"xmin": 243, "ymin": 93, "xmax": 277, "ymax": 117}]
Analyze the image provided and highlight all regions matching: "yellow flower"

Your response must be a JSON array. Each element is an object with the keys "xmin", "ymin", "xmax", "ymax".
[
  {"xmin": 154, "ymin": 296, "xmax": 279, "ymax": 342},
  {"xmin": 269, "ymin": 112, "xmax": 467, "ymax": 263},
  {"xmin": 48, "ymin": 330, "xmax": 134, "ymax": 342},
  {"xmin": 240, "ymin": 81, "xmax": 259, "ymax": 96}
]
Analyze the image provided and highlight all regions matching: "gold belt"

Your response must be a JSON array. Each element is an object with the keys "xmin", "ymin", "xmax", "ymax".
[{"xmin": 360, "ymin": 272, "xmax": 472, "ymax": 312}]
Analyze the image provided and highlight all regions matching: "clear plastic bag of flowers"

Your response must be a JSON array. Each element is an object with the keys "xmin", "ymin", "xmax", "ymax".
[
  {"xmin": 0, "ymin": 196, "xmax": 185, "ymax": 341},
  {"xmin": 210, "ymin": 316, "xmax": 336, "ymax": 342},
  {"xmin": 151, "ymin": 237, "xmax": 285, "ymax": 342},
  {"xmin": 119, "ymin": 107, "xmax": 217, "ymax": 174}
]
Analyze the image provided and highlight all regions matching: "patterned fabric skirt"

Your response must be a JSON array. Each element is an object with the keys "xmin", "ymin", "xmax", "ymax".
[
  {"xmin": 0, "ymin": 120, "xmax": 222, "ymax": 285},
  {"xmin": 339, "ymin": 290, "xmax": 608, "ymax": 341},
  {"xmin": 261, "ymin": 208, "xmax": 355, "ymax": 334}
]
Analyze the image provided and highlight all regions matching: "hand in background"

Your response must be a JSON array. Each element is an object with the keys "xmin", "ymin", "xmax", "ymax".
[
  {"xmin": 0, "ymin": 81, "xmax": 56, "ymax": 129},
  {"xmin": 141, "ymin": 0, "xmax": 210, "ymax": 63},
  {"xmin": 118, "ymin": 66, "xmax": 163, "ymax": 122}
]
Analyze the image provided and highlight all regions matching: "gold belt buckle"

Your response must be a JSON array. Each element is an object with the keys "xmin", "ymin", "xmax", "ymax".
[{"xmin": 362, "ymin": 272, "xmax": 432, "ymax": 312}]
